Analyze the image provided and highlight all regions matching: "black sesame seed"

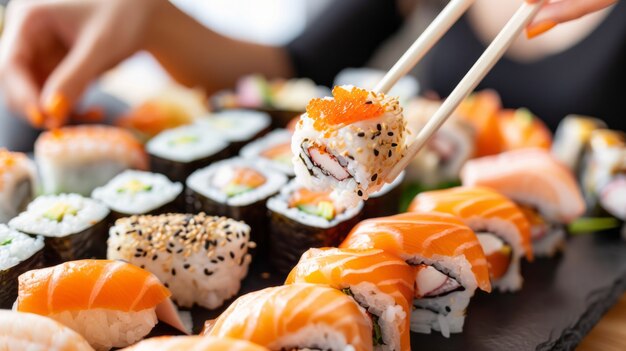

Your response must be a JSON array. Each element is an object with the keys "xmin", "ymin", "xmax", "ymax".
[
  {"xmin": 374, "ymin": 149, "xmax": 379, "ymax": 156},
  {"xmin": 183, "ymin": 263, "xmax": 190, "ymax": 269},
  {"xmin": 224, "ymin": 224, "xmax": 230, "ymax": 229},
  {"xmin": 365, "ymin": 101, "xmax": 373, "ymax": 105},
  {"xmin": 357, "ymin": 132, "xmax": 365, "ymax": 137},
  {"xmin": 240, "ymin": 243, "xmax": 246, "ymax": 249},
  {"xmin": 164, "ymin": 283, "xmax": 169, "ymax": 288},
  {"xmin": 171, "ymin": 268, "xmax": 176, "ymax": 276},
  {"xmin": 168, "ymin": 242, "xmax": 175, "ymax": 248},
  {"xmin": 371, "ymin": 174, "xmax": 378, "ymax": 181},
  {"xmin": 388, "ymin": 150, "xmax": 392, "ymax": 157},
  {"xmin": 116, "ymin": 246, "xmax": 121, "ymax": 251},
  {"xmin": 176, "ymin": 248, "xmax": 183, "ymax": 254},
  {"xmin": 204, "ymin": 241, "xmax": 211, "ymax": 250},
  {"xmin": 357, "ymin": 190, "xmax": 363, "ymax": 196},
  {"xmin": 445, "ymin": 306, "xmax": 451, "ymax": 313},
  {"xmin": 377, "ymin": 124, "xmax": 381, "ymax": 131},
  {"xmin": 230, "ymin": 251, "xmax": 235, "ymax": 259},
  {"xmin": 134, "ymin": 253, "xmax": 142, "ymax": 258},
  {"xmin": 211, "ymin": 259, "xmax": 218, "ymax": 264},
  {"xmin": 204, "ymin": 269, "xmax": 214, "ymax": 276},
  {"xmin": 217, "ymin": 256, "xmax": 225, "ymax": 261},
  {"xmin": 152, "ymin": 255, "xmax": 158, "ymax": 261},
  {"xmin": 140, "ymin": 265, "xmax": 145, "ymax": 269},
  {"xmin": 391, "ymin": 143, "xmax": 398, "ymax": 147},
  {"xmin": 166, "ymin": 248, "xmax": 172, "ymax": 254},
  {"xmin": 388, "ymin": 132, "xmax": 394, "ymax": 136}
]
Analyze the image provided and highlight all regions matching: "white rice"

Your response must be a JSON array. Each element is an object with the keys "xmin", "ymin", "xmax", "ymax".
[
  {"xmin": 186, "ymin": 158, "xmax": 287, "ymax": 207},
  {"xmin": 146, "ymin": 125, "xmax": 229, "ymax": 163},
  {"xmin": 91, "ymin": 170, "xmax": 182, "ymax": 215},
  {"xmin": 370, "ymin": 171, "xmax": 405, "ymax": 199},
  {"xmin": 0, "ymin": 224, "xmax": 44, "ymax": 270},
  {"xmin": 195, "ymin": 109, "xmax": 271, "ymax": 142},
  {"xmin": 0, "ymin": 153, "xmax": 36, "ymax": 224},
  {"xmin": 268, "ymin": 324, "xmax": 359, "ymax": 351},
  {"xmin": 532, "ymin": 227, "xmax": 566, "ymax": 257},
  {"xmin": 50, "ymin": 308, "xmax": 157, "ymax": 351},
  {"xmin": 266, "ymin": 179, "xmax": 363, "ymax": 229},
  {"xmin": 9, "ymin": 194, "xmax": 109, "ymax": 237},
  {"xmin": 239, "ymin": 129, "xmax": 295, "ymax": 176}
]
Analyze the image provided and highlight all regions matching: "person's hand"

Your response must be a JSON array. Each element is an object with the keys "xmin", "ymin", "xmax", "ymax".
[
  {"xmin": 0, "ymin": 0, "xmax": 165, "ymax": 128},
  {"xmin": 526, "ymin": 0, "xmax": 618, "ymax": 38}
]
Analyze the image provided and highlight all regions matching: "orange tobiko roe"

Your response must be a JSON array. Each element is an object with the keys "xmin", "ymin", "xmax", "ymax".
[{"xmin": 306, "ymin": 86, "xmax": 384, "ymax": 131}]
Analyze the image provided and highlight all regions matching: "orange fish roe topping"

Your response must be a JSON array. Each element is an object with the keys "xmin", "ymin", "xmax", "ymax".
[
  {"xmin": 0, "ymin": 149, "xmax": 20, "ymax": 169},
  {"xmin": 306, "ymin": 86, "xmax": 385, "ymax": 131}
]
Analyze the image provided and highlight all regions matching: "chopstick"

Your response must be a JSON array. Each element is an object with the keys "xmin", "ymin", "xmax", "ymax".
[
  {"xmin": 375, "ymin": 0, "xmax": 475, "ymax": 94},
  {"xmin": 384, "ymin": 0, "xmax": 547, "ymax": 182}
]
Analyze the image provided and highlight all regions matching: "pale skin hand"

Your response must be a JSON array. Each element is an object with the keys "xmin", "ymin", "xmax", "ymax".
[{"xmin": 0, "ymin": 0, "xmax": 616, "ymax": 129}]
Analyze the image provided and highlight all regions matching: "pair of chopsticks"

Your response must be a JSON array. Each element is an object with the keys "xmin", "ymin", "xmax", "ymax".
[{"xmin": 379, "ymin": 0, "xmax": 547, "ymax": 182}]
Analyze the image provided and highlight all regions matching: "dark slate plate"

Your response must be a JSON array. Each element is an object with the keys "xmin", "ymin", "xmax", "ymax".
[{"xmin": 151, "ymin": 230, "xmax": 626, "ymax": 351}]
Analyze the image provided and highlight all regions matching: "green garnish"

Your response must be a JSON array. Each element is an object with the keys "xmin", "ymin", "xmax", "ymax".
[
  {"xmin": 514, "ymin": 108, "xmax": 534, "ymax": 127},
  {"xmin": 1, "ymin": 239, "xmax": 12, "ymax": 246},
  {"xmin": 168, "ymin": 135, "xmax": 199, "ymax": 146},
  {"xmin": 117, "ymin": 179, "xmax": 153, "ymax": 194},
  {"xmin": 273, "ymin": 154, "xmax": 292, "ymax": 166},
  {"xmin": 568, "ymin": 217, "xmax": 621, "ymax": 234},
  {"xmin": 297, "ymin": 201, "xmax": 335, "ymax": 220},
  {"xmin": 43, "ymin": 203, "xmax": 78, "ymax": 222},
  {"xmin": 341, "ymin": 288, "xmax": 354, "ymax": 298},
  {"xmin": 223, "ymin": 184, "xmax": 254, "ymax": 197},
  {"xmin": 372, "ymin": 315, "xmax": 385, "ymax": 346}
]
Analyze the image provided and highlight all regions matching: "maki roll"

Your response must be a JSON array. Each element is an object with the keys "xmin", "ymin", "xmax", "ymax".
[
  {"xmin": 0, "ymin": 149, "xmax": 37, "ymax": 224},
  {"xmin": 146, "ymin": 124, "xmax": 230, "ymax": 183},
  {"xmin": 35, "ymin": 125, "xmax": 148, "ymax": 196},
  {"xmin": 363, "ymin": 171, "xmax": 405, "ymax": 219},
  {"xmin": 195, "ymin": 109, "xmax": 271, "ymax": 154},
  {"xmin": 16, "ymin": 259, "xmax": 188, "ymax": 350},
  {"xmin": 462, "ymin": 149, "xmax": 586, "ymax": 257},
  {"xmin": 409, "ymin": 186, "xmax": 533, "ymax": 292},
  {"xmin": 240, "ymin": 129, "xmax": 294, "ymax": 177},
  {"xmin": 286, "ymin": 248, "xmax": 414, "ymax": 351},
  {"xmin": 203, "ymin": 284, "xmax": 373, "ymax": 351},
  {"xmin": 0, "ymin": 224, "xmax": 44, "ymax": 308},
  {"xmin": 404, "ymin": 99, "xmax": 474, "ymax": 187},
  {"xmin": 291, "ymin": 86, "xmax": 408, "ymax": 205},
  {"xmin": 186, "ymin": 158, "xmax": 287, "ymax": 251},
  {"xmin": 497, "ymin": 108, "xmax": 552, "ymax": 151},
  {"xmin": 266, "ymin": 180, "xmax": 363, "ymax": 273},
  {"xmin": 108, "ymin": 213, "xmax": 253, "ymax": 310},
  {"xmin": 341, "ymin": 212, "xmax": 492, "ymax": 337},
  {"xmin": 552, "ymin": 115, "xmax": 606, "ymax": 172},
  {"xmin": 92, "ymin": 170, "xmax": 183, "ymax": 219},
  {"xmin": 121, "ymin": 336, "xmax": 269, "ymax": 351},
  {"xmin": 9, "ymin": 194, "xmax": 110, "ymax": 263},
  {"xmin": 0, "ymin": 310, "xmax": 94, "ymax": 351}
]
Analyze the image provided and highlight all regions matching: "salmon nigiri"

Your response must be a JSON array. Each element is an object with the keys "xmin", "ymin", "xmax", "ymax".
[
  {"xmin": 456, "ymin": 90, "xmax": 503, "ymax": 157},
  {"xmin": 461, "ymin": 148, "xmax": 586, "ymax": 256},
  {"xmin": 286, "ymin": 248, "xmax": 414, "ymax": 351},
  {"xmin": 341, "ymin": 212, "xmax": 490, "ymax": 337},
  {"xmin": 16, "ymin": 259, "xmax": 188, "ymax": 351},
  {"xmin": 120, "ymin": 336, "xmax": 269, "ymax": 351},
  {"xmin": 0, "ymin": 310, "xmax": 94, "ymax": 351},
  {"xmin": 498, "ymin": 108, "xmax": 552, "ymax": 151},
  {"xmin": 409, "ymin": 186, "xmax": 533, "ymax": 292},
  {"xmin": 203, "ymin": 283, "xmax": 373, "ymax": 351}
]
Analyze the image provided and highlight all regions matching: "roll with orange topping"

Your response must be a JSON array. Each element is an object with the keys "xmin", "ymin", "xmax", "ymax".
[
  {"xmin": 0, "ymin": 149, "xmax": 36, "ymax": 223},
  {"xmin": 291, "ymin": 86, "xmax": 408, "ymax": 206}
]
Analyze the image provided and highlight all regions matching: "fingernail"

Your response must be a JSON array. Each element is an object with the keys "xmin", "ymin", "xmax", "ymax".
[
  {"xmin": 526, "ymin": 20, "xmax": 557, "ymax": 39},
  {"xmin": 26, "ymin": 105, "xmax": 45, "ymax": 128},
  {"xmin": 44, "ymin": 93, "xmax": 70, "ymax": 128}
]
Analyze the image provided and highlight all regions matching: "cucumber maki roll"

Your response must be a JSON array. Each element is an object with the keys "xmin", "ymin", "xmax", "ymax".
[
  {"xmin": 92, "ymin": 170, "xmax": 183, "ymax": 219},
  {"xmin": 266, "ymin": 179, "xmax": 363, "ymax": 273},
  {"xmin": 9, "ymin": 194, "xmax": 110, "ymax": 264},
  {"xmin": 0, "ymin": 224, "xmax": 44, "ymax": 308},
  {"xmin": 186, "ymin": 158, "xmax": 287, "ymax": 253},
  {"xmin": 239, "ymin": 129, "xmax": 294, "ymax": 177}
]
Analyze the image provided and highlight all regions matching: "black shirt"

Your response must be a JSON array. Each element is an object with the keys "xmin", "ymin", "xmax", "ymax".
[{"xmin": 287, "ymin": 0, "xmax": 626, "ymax": 131}]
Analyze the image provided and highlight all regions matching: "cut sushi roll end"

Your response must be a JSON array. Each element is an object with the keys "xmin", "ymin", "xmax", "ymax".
[
  {"xmin": 292, "ymin": 85, "xmax": 408, "ymax": 206},
  {"xmin": 0, "ymin": 149, "xmax": 37, "ymax": 224},
  {"xmin": 119, "ymin": 336, "xmax": 270, "ymax": 351}
]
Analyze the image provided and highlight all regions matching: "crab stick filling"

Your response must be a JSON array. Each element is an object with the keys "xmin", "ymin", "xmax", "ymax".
[
  {"xmin": 288, "ymin": 188, "xmax": 339, "ymax": 220},
  {"xmin": 414, "ymin": 265, "xmax": 463, "ymax": 299}
]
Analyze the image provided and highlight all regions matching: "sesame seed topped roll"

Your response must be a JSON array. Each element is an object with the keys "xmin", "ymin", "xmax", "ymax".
[
  {"xmin": 108, "ymin": 213, "xmax": 253, "ymax": 310},
  {"xmin": 292, "ymin": 86, "xmax": 408, "ymax": 205}
]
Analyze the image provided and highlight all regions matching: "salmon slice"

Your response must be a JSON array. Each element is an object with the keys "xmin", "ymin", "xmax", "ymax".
[
  {"xmin": 340, "ymin": 212, "xmax": 491, "ymax": 293},
  {"xmin": 288, "ymin": 188, "xmax": 334, "ymax": 207},
  {"xmin": 0, "ymin": 310, "xmax": 94, "ymax": 351},
  {"xmin": 231, "ymin": 168, "xmax": 267, "ymax": 188},
  {"xmin": 204, "ymin": 284, "xmax": 373, "ymax": 351},
  {"xmin": 260, "ymin": 143, "xmax": 292, "ymax": 160},
  {"xmin": 286, "ymin": 248, "xmax": 414, "ymax": 351},
  {"xmin": 498, "ymin": 108, "xmax": 552, "ymax": 151},
  {"xmin": 408, "ymin": 186, "xmax": 533, "ymax": 261},
  {"xmin": 461, "ymin": 148, "xmax": 585, "ymax": 223},
  {"xmin": 17, "ymin": 260, "xmax": 171, "ymax": 315},
  {"xmin": 120, "ymin": 336, "xmax": 269, "ymax": 351},
  {"xmin": 456, "ymin": 90, "xmax": 503, "ymax": 157}
]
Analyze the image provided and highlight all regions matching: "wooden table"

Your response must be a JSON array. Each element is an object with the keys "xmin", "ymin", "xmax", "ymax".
[{"xmin": 579, "ymin": 293, "xmax": 626, "ymax": 350}]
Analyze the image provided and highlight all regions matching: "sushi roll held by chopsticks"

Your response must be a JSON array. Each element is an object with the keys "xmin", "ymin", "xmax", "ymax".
[
  {"xmin": 0, "ymin": 149, "xmax": 37, "ymax": 224},
  {"xmin": 291, "ymin": 85, "xmax": 408, "ymax": 205}
]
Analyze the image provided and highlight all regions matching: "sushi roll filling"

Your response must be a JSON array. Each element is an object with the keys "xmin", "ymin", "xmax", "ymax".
[
  {"xmin": 213, "ymin": 167, "xmax": 267, "ymax": 197},
  {"xmin": 42, "ymin": 203, "xmax": 78, "ymax": 222},
  {"xmin": 260, "ymin": 143, "xmax": 292, "ymax": 166},
  {"xmin": 519, "ymin": 205, "xmax": 561, "ymax": 240},
  {"xmin": 288, "ymin": 188, "xmax": 340, "ymax": 220},
  {"xmin": 303, "ymin": 142, "xmax": 352, "ymax": 182},
  {"xmin": 414, "ymin": 265, "xmax": 464, "ymax": 299},
  {"xmin": 117, "ymin": 179, "xmax": 153, "ymax": 194},
  {"xmin": 340, "ymin": 288, "xmax": 386, "ymax": 347},
  {"xmin": 476, "ymin": 233, "xmax": 513, "ymax": 280}
]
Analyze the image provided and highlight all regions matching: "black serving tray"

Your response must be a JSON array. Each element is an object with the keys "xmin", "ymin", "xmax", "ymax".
[{"xmin": 151, "ymin": 230, "xmax": 626, "ymax": 351}]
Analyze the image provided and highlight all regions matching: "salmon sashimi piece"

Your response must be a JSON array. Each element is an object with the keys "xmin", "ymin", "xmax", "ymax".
[
  {"xmin": 35, "ymin": 125, "xmax": 148, "ymax": 170},
  {"xmin": 0, "ymin": 310, "xmax": 94, "ymax": 351},
  {"xmin": 286, "ymin": 248, "xmax": 413, "ymax": 351},
  {"xmin": 204, "ymin": 284, "xmax": 373, "ymax": 351},
  {"xmin": 17, "ymin": 260, "xmax": 171, "ymax": 315},
  {"xmin": 408, "ymin": 186, "xmax": 533, "ymax": 261},
  {"xmin": 456, "ymin": 90, "xmax": 503, "ymax": 157},
  {"xmin": 340, "ymin": 212, "xmax": 491, "ymax": 293},
  {"xmin": 120, "ymin": 336, "xmax": 269, "ymax": 351},
  {"xmin": 461, "ymin": 148, "xmax": 585, "ymax": 223},
  {"xmin": 498, "ymin": 108, "xmax": 552, "ymax": 151}
]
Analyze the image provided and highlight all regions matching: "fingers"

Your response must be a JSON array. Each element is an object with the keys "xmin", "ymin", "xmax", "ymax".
[
  {"xmin": 527, "ymin": 0, "xmax": 617, "ymax": 38},
  {"xmin": 2, "ymin": 64, "xmax": 44, "ymax": 127}
]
